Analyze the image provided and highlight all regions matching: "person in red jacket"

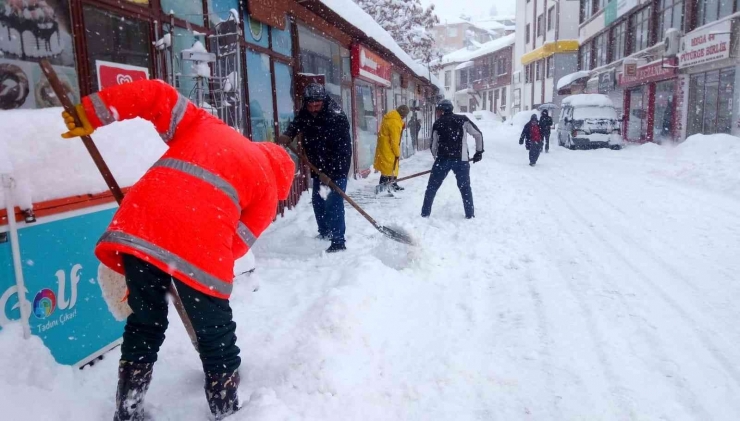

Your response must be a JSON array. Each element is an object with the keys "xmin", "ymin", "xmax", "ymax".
[{"xmin": 61, "ymin": 79, "xmax": 295, "ymax": 421}]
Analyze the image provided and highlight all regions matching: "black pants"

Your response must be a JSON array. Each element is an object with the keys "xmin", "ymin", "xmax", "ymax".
[
  {"xmin": 543, "ymin": 131, "xmax": 550, "ymax": 151},
  {"xmin": 120, "ymin": 254, "xmax": 240, "ymax": 374},
  {"xmin": 378, "ymin": 175, "xmax": 395, "ymax": 185},
  {"xmin": 421, "ymin": 159, "xmax": 474, "ymax": 218},
  {"xmin": 529, "ymin": 142, "xmax": 543, "ymax": 165}
]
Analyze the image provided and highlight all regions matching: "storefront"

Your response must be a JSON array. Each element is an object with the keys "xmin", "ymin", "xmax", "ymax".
[
  {"xmin": 351, "ymin": 44, "xmax": 392, "ymax": 176},
  {"xmin": 620, "ymin": 58, "xmax": 678, "ymax": 143},
  {"xmin": 679, "ymin": 19, "xmax": 738, "ymax": 138}
]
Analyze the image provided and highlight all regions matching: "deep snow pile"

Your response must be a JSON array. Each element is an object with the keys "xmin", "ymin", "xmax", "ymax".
[
  {"xmin": 0, "ymin": 108, "xmax": 165, "ymax": 209},
  {"xmin": 2, "ymin": 122, "xmax": 740, "ymax": 420}
]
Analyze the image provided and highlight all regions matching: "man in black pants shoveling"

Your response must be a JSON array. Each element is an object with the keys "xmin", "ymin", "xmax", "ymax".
[{"xmin": 421, "ymin": 99, "xmax": 484, "ymax": 219}]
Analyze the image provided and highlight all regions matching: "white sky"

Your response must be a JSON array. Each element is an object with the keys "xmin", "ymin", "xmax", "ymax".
[{"xmin": 421, "ymin": 0, "xmax": 517, "ymax": 22}]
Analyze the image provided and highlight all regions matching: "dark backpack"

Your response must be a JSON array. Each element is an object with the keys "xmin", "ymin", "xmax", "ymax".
[{"xmin": 530, "ymin": 122, "xmax": 542, "ymax": 143}]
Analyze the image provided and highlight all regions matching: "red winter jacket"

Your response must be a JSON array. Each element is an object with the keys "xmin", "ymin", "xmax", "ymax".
[{"xmin": 84, "ymin": 80, "xmax": 295, "ymax": 299}]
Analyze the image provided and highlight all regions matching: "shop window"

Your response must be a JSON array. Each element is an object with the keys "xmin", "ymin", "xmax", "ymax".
[
  {"xmin": 83, "ymin": 6, "xmax": 151, "ymax": 94},
  {"xmin": 160, "ymin": 0, "xmax": 204, "ymax": 26},
  {"xmin": 207, "ymin": 0, "xmax": 238, "ymax": 27},
  {"xmin": 657, "ymin": 0, "xmax": 684, "ymax": 39},
  {"xmin": 548, "ymin": 7, "xmax": 555, "ymax": 31},
  {"xmin": 245, "ymin": 16, "xmax": 269, "ymax": 48},
  {"xmin": 355, "ymin": 81, "xmax": 378, "ymax": 171},
  {"xmin": 274, "ymin": 62, "xmax": 294, "ymax": 137},
  {"xmin": 688, "ymin": 69, "xmax": 735, "ymax": 136},
  {"xmin": 246, "ymin": 51, "xmax": 274, "ymax": 141},
  {"xmin": 630, "ymin": 7, "xmax": 652, "ymax": 54},
  {"xmin": 653, "ymin": 80, "xmax": 676, "ymax": 143},
  {"xmin": 170, "ymin": 26, "xmax": 208, "ymax": 101},
  {"xmin": 298, "ymin": 25, "xmax": 343, "ymax": 105},
  {"xmin": 271, "ymin": 18, "xmax": 293, "ymax": 57},
  {"xmin": 546, "ymin": 56, "xmax": 554, "ymax": 78},
  {"xmin": 611, "ymin": 21, "xmax": 627, "ymax": 62}
]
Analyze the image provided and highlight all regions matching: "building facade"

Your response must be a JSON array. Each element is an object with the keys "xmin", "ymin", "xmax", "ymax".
[
  {"xmin": 430, "ymin": 20, "xmax": 497, "ymax": 54},
  {"xmin": 0, "ymin": 0, "xmax": 437, "ymax": 215},
  {"xmin": 574, "ymin": 0, "xmax": 740, "ymax": 143},
  {"xmin": 513, "ymin": 0, "xmax": 580, "ymax": 117}
]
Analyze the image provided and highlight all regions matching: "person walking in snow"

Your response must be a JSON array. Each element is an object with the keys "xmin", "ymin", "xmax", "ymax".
[
  {"xmin": 539, "ymin": 109, "xmax": 553, "ymax": 153},
  {"xmin": 279, "ymin": 83, "xmax": 352, "ymax": 253},
  {"xmin": 519, "ymin": 114, "xmax": 544, "ymax": 166},
  {"xmin": 60, "ymin": 80, "xmax": 295, "ymax": 421},
  {"xmin": 421, "ymin": 99, "xmax": 484, "ymax": 219},
  {"xmin": 374, "ymin": 105, "xmax": 410, "ymax": 192}
]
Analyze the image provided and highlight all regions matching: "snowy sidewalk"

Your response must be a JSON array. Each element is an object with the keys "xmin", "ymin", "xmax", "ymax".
[{"xmin": 2, "ymin": 122, "xmax": 740, "ymax": 420}]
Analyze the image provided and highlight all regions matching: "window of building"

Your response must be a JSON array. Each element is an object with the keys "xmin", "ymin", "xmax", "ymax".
[
  {"xmin": 594, "ymin": 0, "xmax": 605, "ymax": 14},
  {"xmin": 246, "ymin": 50, "xmax": 274, "ymax": 142},
  {"xmin": 274, "ymin": 62, "xmax": 295, "ymax": 136},
  {"xmin": 579, "ymin": 41, "xmax": 592, "ymax": 71},
  {"xmin": 482, "ymin": 61, "xmax": 491, "ymax": 80},
  {"xmin": 161, "ymin": 0, "xmax": 204, "ymax": 26},
  {"xmin": 497, "ymin": 58, "xmax": 507, "ymax": 76},
  {"xmin": 458, "ymin": 68, "xmax": 469, "ymax": 89},
  {"xmin": 444, "ymin": 71, "xmax": 451, "ymax": 87},
  {"xmin": 630, "ymin": 6, "xmax": 652, "ymax": 54},
  {"xmin": 494, "ymin": 89, "xmax": 499, "ymax": 110},
  {"xmin": 298, "ymin": 24, "xmax": 344, "ymax": 105},
  {"xmin": 537, "ymin": 14, "xmax": 544, "ymax": 37},
  {"xmin": 525, "ymin": 64, "xmax": 532, "ymax": 83},
  {"xmin": 657, "ymin": 0, "xmax": 684, "ymax": 39},
  {"xmin": 501, "ymin": 88, "xmax": 507, "ymax": 107},
  {"xmin": 594, "ymin": 32, "xmax": 608, "ymax": 68},
  {"xmin": 611, "ymin": 20, "xmax": 627, "ymax": 62},
  {"xmin": 580, "ymin": 0, "xmax": 593, "ymax": 23},
  {"xmin": 535, "ymin": 60, "xmax": 542, "ymax": 81},
  {"xmin": 697, "ymin": 0, "xmax": 734, "ymax": 27},
  {"xmin": 271, "ymin": 17, "xmax": 293, "ymax": 57},
  {"xmin": 546, "ymin": 56, "xmax": 554, "ymax": 78},
  {"xmin": 526, "ymin": 24, "xmax": 531, "ymax": 43},
  {"xmin": 447, "ymin": 27, "xmax": 459, "ymax": 37},
  {"xmin": 687, "ymin": 68, "xmax": 735, "ymax": 137},
  {"xmin": 548, "ymin": 7, "xmax": 555, "ymax": 31}
]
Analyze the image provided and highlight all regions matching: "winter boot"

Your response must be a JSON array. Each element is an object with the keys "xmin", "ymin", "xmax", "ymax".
[
  {"xmin": 315, "ymin": 234, "xmax": 331, "ymax": 241},
  {"xmin": 113, "ymin": 361, "xmax": 154, "ymax": 421},
  {"xmin": 205, "ymin": 370, "xmax": 240, "ymax": 420},
  {"xmin": 326, "ymin": 242, "xmax": 347, "ymax": 253},
  {"xmin": 392, "ymin": 183, "xmax": 404, "ymax": 191}
]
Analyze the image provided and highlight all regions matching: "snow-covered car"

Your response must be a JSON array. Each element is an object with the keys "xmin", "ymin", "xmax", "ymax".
[{"xmin": 557, "ymin": 94, "xmax": 623, "ymax": 150}]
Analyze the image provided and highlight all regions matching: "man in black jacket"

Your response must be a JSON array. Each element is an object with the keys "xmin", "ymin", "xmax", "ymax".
[
  {"xmin": 280, "ymin": 84, "xmax": 353, "ymax": 252},
  {"xmin": 421, "ymin": 100, "xmax": 484, "ymax": 219},
  {"xmin": 539, "ymin": 109, "xmax": 553, "ymax": 153}
]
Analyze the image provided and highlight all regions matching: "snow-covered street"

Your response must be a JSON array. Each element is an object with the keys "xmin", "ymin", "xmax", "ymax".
[{"xmin": 3, "ymin": 121, "xmax": 740, "ymax": 420}]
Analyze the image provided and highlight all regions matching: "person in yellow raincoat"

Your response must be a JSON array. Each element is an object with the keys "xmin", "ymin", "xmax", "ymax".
[{"xmin": 374, "ymin": 105, "xmax": 410, "ymax": 191}]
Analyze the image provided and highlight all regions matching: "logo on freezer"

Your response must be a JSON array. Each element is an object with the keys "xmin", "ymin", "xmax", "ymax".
[
  {"xmin": 116, "ymin": 74, "xmax": 134, "ymax": 85},
  {"xmin": 0, "ymin": 285, "xmax": 29, "ymax": 328},
  {"xmin": 33, "ymin": 288, "xmax": 56, "ymax": 319}
]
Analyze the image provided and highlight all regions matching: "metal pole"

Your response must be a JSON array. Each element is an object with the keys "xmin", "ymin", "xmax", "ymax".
[{"xmin": 2, "ymin": 174, "xmax": 31, "ymax": 339}]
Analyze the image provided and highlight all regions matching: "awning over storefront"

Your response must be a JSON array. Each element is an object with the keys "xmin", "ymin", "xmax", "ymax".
[{"xmin": 557, "ymin": 70, "xmax": 592, "ymax": 95}]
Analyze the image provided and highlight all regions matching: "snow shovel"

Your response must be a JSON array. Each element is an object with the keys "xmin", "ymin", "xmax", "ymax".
[
  {"xmin": 286, "ymin": 145, "xmax": 415, "ymax": 246},
  {"xmin": 374, "ymin": 168, "xmax": 432, "ymax": 195},
  {"xmin": 39, "ymin": 59, "xmax": 200, "ymax": 352}
]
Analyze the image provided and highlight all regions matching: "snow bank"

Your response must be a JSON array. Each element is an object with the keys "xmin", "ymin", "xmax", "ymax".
[
  {"xmin": 0, "ymin": 108, "xmax": 165, "ymax": 209},
  {"xmin": 562, "ymin": 94, "xmax": 615, "ymax": 108},
  {"xmin": 319, "ymin": 0, "xmax": 434, "ymax": 82},
  {"xmin": 627, "ymin": 133, "xmax": 740, "ymax": 199},
  {"xmin": 557, "ymin": 70, "xmax": 591, "ymax": 90}
]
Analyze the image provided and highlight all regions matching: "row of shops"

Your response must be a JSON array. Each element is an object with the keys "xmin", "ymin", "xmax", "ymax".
[
  {"xmin": 574, "ymin": 15, "xmax": 738, "ymax": 144},
  {"xmin": 0, "ymin": 0, "xmax": 437, "ymax": 367}
]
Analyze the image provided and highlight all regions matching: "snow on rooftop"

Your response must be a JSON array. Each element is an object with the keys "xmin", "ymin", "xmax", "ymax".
[
  {"xmin": 562, "ymin": 94, "xmax": 615, "ymax": 108},
  {"xmin": 439, "ymin": 34, "xmax": 516, "ymax": 65},
  {"xmin": 319, "ymin": 0, "xmax": 435, "ymax": 83},
  {"xmin": 0, "ymin": 108, "xmax": 165, "ymax": 210},
  {"xmin": 557, "ymin": 71, "xmax": 592, "ymax": 90},
  {"xmin": 455, "ymin": 61, "xmax": 475, "ymax": 70}
]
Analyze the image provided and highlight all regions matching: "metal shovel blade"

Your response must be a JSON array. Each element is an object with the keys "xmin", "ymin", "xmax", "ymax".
[{"xmin": 376, "ymin": 224, "xmax": 416, "ymax": 246}]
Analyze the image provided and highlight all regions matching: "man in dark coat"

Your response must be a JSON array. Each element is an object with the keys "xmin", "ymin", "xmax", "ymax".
[
  {"xmin": 539, "ymin": 109, "xmax": 554, "ymax": 153},
  {"xmin": 519, "ymin": 114, "xmax": 544, "ymax": 166},
  {"xmin": 280, "ymin": 84, "xmax": 353, "ymax": 253},
  {"xmin": 421, "ymin": 99, "xmax": 484, "ymax": 219}
]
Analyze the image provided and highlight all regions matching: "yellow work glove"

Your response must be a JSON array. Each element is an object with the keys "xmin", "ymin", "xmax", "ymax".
[{"xmin": 61, "ymin": 104, "xmax": 94, "ymax": 139}]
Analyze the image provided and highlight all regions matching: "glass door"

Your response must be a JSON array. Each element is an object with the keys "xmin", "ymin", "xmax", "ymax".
[
  {"xmin": 652, "ymin": 80, "xmax": 676, "ymax": 143},
  {"xmin": 627, "ymin": 86, "xmax": 647, "ymax": 142}
]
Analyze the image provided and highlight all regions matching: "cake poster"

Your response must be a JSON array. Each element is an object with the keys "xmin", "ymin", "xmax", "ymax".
[{"xmin": 0, "ymin": 0, "xmax": 79, "ymax": 110}]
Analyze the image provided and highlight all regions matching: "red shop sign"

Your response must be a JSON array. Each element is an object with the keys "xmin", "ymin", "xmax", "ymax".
[
  {"xmin": 351, "ymin": 44, "xmax": 392, "ymax": 87},
  {"xmin": 96, "ymin": 60, "xmax": 149, "ymax": 91},
  {"xmin": 619, "ymin": 58, "xmax": 676, "ymax": 88}
]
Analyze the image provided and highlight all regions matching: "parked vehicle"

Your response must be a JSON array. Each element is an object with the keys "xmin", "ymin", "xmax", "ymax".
[{"xmin": 557, "ymin": 94, "xmax": 623, "ymax": 150}]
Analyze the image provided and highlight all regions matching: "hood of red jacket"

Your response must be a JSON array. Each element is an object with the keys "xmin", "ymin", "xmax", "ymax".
[{"xmin": 256, "ymin": 142, "xmax": 295, "ymax": 201}]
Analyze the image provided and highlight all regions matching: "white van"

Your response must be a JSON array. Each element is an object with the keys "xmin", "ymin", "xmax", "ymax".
[{"xmin": 557, "ymin": 94, "xmax": 623, "ymax": 150}]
